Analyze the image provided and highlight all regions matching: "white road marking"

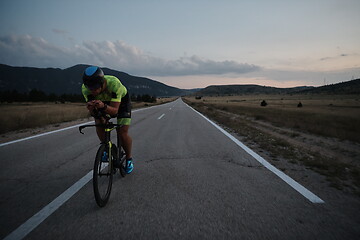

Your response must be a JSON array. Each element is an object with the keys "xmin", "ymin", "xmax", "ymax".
[
  {"xmin": 158, "ymin": 113, "xmax": 165, "ymax": 120},
  {"xmin": 2, "ymin": 103, "xmax": 173, "ymax": 239},
  {"xmin": 4, "ymin": 171, "xmax": 93, "ymax": 240},
  {"xmin": 0, "ymin": 121, "xmax": 93, "ymax": 147},
  {"xmin": 0, "ymin": 108, "xmax": 149, "ymax": 147},
  {"xmin": 186, "ymin": 103, "xmax": 325, "ymax": 204},
  {"xmin": 3, "ymin": 98, "xmax": 323, "ymax": 240}
]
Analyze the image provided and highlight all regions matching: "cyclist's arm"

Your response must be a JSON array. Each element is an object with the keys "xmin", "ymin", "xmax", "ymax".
[{"xmin": 104, "ymin": 101, "xmax": 120, "ymax": 116}]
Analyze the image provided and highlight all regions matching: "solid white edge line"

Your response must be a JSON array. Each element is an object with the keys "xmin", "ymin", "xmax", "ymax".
[
  {"xmin": 1, "ymin": 104, "xmax": 171, "ymax": 238},
  {"xmin": 3, "ymin": 171, "xmax": 93, "ymax": 240},
  {"xmin": 0, "ymin": 121, "xmax": 93, "ymax": 147},
  {"xmin": 158, "ymin": 113, "xmax": 165, "ymax": 120},
  {"xmin": 0, "ymin": 107, "xmax": 153, "ymax": 147},
  {"xmin": 186, "ymin": 103, "xmax": 325, "ymax": 204}
]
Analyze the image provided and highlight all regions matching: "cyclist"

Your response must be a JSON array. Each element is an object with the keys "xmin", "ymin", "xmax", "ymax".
[{"xmin": 82, "ymin": 66, "xmax": 133, "ymax": 174}]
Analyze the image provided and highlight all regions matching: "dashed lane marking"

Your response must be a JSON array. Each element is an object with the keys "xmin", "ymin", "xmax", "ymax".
[{"xmin": 158, "ymin": 113, "xmax": 165, "ymax": 120}]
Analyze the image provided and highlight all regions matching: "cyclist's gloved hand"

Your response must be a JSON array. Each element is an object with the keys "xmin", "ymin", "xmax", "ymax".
[
  {"xmin": 91, "ymin": 109, "xmax": 103, "ymax": 119},
  {"xmin": 91, "ymin": 109, "xmax": 111, "ymax": 120}
]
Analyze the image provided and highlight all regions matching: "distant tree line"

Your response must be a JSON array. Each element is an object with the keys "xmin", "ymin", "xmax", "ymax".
[
  {"xmin": 131, "ymin": 94, "xmax": 157, "ymax": 103},
  {"xmin": 0, "ymin": 89, "xmax": 83, "ymax": 103},
  {"xmin": 0, "ymin": 89, "xmax": 157, "ymax": 103}
]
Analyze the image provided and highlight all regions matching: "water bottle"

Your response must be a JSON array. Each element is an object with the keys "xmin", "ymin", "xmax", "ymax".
[{"xmin": 102, "ymin": 151, "xmax": 108, "ymax": 162}]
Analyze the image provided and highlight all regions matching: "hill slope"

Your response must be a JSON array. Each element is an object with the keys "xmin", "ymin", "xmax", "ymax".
[
  {"xmin": 196, "ymin": 84, "xmax": 314, "ymax": 95},
  {"xmin": 196, "ymin": 79, "xmax": 360, "ymax": 96},
  {"xmin": 0, "ymin": 64, "xmax": 185, "ymax": 96},
  {"xmin": 298, "ymin": 79, "xmax": 360, "ymax": 94}
]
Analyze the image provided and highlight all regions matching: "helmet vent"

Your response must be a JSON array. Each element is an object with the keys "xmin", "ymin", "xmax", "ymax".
[{"xmin": 85, "ymin": 66, "xmax": 98, "ymax": 76}]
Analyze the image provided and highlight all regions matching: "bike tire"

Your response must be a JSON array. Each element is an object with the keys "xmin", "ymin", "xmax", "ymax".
[{"xmin": 93, "ymin": 144, "xmax": 115, "ymax": 207}]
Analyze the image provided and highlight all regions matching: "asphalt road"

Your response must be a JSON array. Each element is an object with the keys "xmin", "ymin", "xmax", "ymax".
[{"xmin": 1, "ymin": 98, "xmax": 359, "ymax": 239}]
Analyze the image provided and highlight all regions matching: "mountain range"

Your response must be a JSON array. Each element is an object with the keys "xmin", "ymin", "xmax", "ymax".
[
  {"xmin": 0, "ymin": 64, "xmax": 188, "ymax": 97},
  {"xmin": 196, "ymin": 85, "xmax": 313, "ymax": 95},
  {"xmin": 0, "ymin": 63, "xmax": 359, "ymax": 97},
  {"xmin": 196, "ymin": 79, "xmax": 360, "ymax": 96}
]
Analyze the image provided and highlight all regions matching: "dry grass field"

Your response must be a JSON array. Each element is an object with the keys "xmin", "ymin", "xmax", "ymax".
[
  {"xmin": 0, "ymin": 97, "xmax": 177, "ymax": 134},
  {"xmin": 189, "ymin": 95, "xmax": 360, "ymax": 142},
  {"xmin": 0, "ymin": 102, "xmax": 89, "ymax": 134},
  {"xmin": 183, "ymin": 95, "xmax": 360, "ymax": 195},
  {"xmin": 131, "ymin": 97, "xmax": 177, "ymax": 109}
]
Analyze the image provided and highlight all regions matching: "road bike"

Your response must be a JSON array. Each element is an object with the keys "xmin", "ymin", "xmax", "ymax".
[{"xmin": 79, "ymin": 121, "xmax": 127, "ymax": 207}]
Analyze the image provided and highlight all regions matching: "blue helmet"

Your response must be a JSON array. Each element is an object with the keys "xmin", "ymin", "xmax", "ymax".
[{"xmin": 83, "ymin": 66, "xmax": 104, "ymax": 90}]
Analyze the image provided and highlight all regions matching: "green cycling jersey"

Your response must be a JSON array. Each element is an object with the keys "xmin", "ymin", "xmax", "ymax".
[{"xmin": 82, "ymin": 75, "xmax": 127, "ymax": 103}]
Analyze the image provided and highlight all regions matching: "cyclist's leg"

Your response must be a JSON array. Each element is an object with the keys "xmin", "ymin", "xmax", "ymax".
[
  {"xmin": 117, "ymin": 125, "xmax": 132, "ymax": 159},
  {"xmin": 117, "ymin": 92, "xmax": 132, "ymax": 160},
  {"xmin": 95, "ymin": 118, "xmax": 106, "ymax": 143},
  {"xmin": 117, "ymin": 124, "xmax": 133, "ymax": 174}
]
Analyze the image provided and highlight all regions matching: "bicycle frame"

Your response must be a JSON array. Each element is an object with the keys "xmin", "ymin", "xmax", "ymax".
[
  {"xmin": 79, "ymin": 121, "xmax": 125, "ymax": 207},
  {"xmin": 79, "ymin": 121, "xmax": 126, "ymax": 170}
]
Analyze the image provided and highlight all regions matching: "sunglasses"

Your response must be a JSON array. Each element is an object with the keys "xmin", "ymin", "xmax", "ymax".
[{"xmin": 87, "ymin": 84, "xmax": 102, "ymax": 91}]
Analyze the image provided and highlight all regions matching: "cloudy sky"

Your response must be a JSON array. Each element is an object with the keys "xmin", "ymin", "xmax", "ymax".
[{"xmin": 0, "ymin": 0, "xmax": 359, "ymax": 89}]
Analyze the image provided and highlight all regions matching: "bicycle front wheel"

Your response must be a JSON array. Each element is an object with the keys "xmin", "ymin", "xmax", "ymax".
[{"xmin": 93, "ymin": 144, "xmax": 113, "ymax": 207}]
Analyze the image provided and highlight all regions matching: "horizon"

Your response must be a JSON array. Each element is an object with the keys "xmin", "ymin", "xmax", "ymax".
[
  {"xmin": 2, "ymin": 62, "xmax": 358, "ymax": 91},
  {"xmin": 1, "ymin": 1, "xmax": 359, "ymax": 89}
]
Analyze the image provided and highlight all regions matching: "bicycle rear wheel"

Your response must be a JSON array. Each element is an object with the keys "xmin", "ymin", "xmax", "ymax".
[
  {"xmin": 93, "ymin": 144, "xmax": 116, "ymax": 207},
  {"xmin": 119, "ymin": 147, "xmax": 127, "ymax": 177}
]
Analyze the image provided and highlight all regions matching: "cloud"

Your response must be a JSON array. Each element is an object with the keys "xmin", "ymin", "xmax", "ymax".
[
  {"xmin": 0, "ymin": 35, "xmax": 81, "ymax": 67},
  {"xmin": 246, "ymin": 67, "xmax": 360, "ymax": 86},
  {"xmin": 52, "ymin": 29, "xmax": 68, "ymax": 34},
  {"xmin": 320, "ymin": 53, "xmax": 350, "ymax": 61},
  {"xmin": 81, "ymin": 40, "xmax": 261, "ymax": 76},
  {"xmin": 0, "ymin": 34, "xmax": 260, "ymax": 76},
  {"xmin": 52, "ymin": 29, "xmax": 74, "ymax": 42},
  {"xmin": 161, "ymin": 56, "xmax": 260, "ymax": 76}
]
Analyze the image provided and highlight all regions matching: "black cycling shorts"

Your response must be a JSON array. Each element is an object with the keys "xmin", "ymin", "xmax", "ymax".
[
  {"xmin": 118, "ymin": 92, "xmax": 131, "ymax": 119},
  {"xmin": 102, "ymin": 92, "xmax": 132, "ymax": 125}
]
